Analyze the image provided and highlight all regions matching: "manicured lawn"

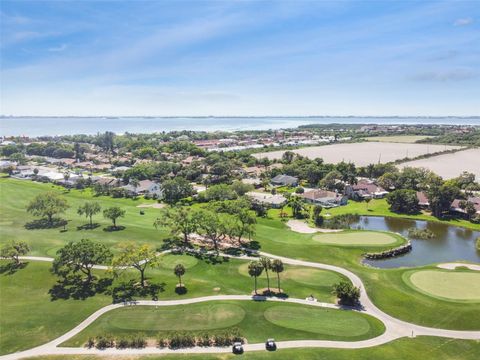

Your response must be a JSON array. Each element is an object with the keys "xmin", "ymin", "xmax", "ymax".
[
  {"xmin": 62, "ymin": 300, "xmax": 385, "ymax": 347},
  {"xmin": 24, "ymin": 337, "xmax": 480, "ymax": 360},
  {"xmin": 0, "ymin": 254, "xmax": 347, "ymax": 355},
  {"xmin": 0, "ymin": 178, "xmax": 168, "ymax": 258},
  {"xmin": 404, "ymin": 270, "xmax": 480, "ymax": 302},
  {"xmin": 312, "ymin": 231, "xmax": 402, "ymax": 247},
  {"xmin": 254, "ymin": 217, "xmax": 480, "ymax": 330}
]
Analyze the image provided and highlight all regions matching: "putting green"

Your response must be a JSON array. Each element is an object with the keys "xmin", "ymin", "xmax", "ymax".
[
  {"xmin": 108, "ymin": 303, "xmax": 245, "ymax": 331},
  {"xmin": 264, "ymin": 305, "xmax": 372, "ymax": 336},
  {"xmin": 160, "ymin": 254, "xmax": 199, "ymax": 270},
  {"xmin": 237, "ymin": 263, "xmax": 344, "ymax": 286},
  {"xmin": 405, "ymin": 270, "xmax": 480, "ymax": 302},
  {"xmin": 313, "ymin": 231, "xmax": 398, "ymax": 247}
]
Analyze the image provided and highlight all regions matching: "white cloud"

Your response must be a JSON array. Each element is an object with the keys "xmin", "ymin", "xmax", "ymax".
[{"xmin": 454, "ymin": 17, "xmax": 473, "ymax": 26}]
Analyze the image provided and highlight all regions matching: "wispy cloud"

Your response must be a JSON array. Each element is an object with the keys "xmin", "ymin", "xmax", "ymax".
[
  {"xmin": 454, "ymin": 17, "xmax": 474, "ymax": 26},
  {"xmin": 48, "ymin": 43, "xmax": 67, "ymax": 52},
  {"xmin": 410, "ymin": 69, "xmax": 477, "ymax": 82}
]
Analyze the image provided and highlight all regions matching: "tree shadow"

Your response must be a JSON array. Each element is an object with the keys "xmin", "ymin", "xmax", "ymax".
[
  {"xmin": 0, "ymin": 261, "xmax": 28, "ymax": 275},
  {"xmin": 77, "ymin": 223, "xmax": 101, "ymax": 231},
  {"xmin": 244, "ymin": 241, "xmax": 261, "ymax": 251},
  {"xmin": 49, "ymin": 275, "xmax": 113, "ymax": 301},
  {"xmin": 111, "ymin": 279, "xmax": 165, "ymax": 303},
  {"xmin": 160, "ymin": 237, "xmax": 183, "ymax": 251},
  {"xmin": 25, "ymin": 218, "xmax": 68, "ymax": 230},
  {"xmin": 175, "ymin": 285, "xmax": 187, "ymax": 295},
  {"xmin": 103, "ymin": 225, "xmax": 126, "ymax": 232}
]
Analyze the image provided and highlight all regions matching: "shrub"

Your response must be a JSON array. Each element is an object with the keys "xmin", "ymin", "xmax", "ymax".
[
  {"xmin": 476, "ymin": 237, "xmax": 480, "ymax": 251},
  {"xmin": 197, "ymin": 333, "xmax": 211, "ymax": 347},
  {"xmin": 86, "ymin": 337, "xmax": 95, "ymax": 349},
  {"xmin": 95, "ymin": 335, "xmax": 114, "ymax": 349},
  {"xmin": 323, "ymin": 213, "xmax": 360, "ymax": 229},
  {"xmin": 407, "ymin": 227, "xmax": 434, "ymax": 239},
  {"xmin": 115, "ymin": 337, "xmax": 129, "ymax": 349},
  {"xmin": 129, "ymin": 334, "xmax": 146, "ymax": 348},
  {"xmin": 157, "ymin": 335, "xmax": 168, "ymax": 348},
  {"xmin": 168, "ymin": 332, "xmax": 195, "ymax": 349}
]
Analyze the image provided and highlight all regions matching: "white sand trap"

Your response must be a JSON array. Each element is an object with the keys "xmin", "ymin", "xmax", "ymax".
[
  {"xmin": 286, "ymin": 220, "xmax": 342, "ymax": 234},
  {"xmin": 136, "ymin": 203, "xmax": 165, "ymax": 209},
  {"xmin": 437, "ymin": 263, "xmax": 480, "ymax": 271}
]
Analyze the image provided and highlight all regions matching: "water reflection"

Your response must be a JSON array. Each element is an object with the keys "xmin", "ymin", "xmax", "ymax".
[{"xmin": 354, "ymin": 216, "xmax": 480, "ymax": 268}]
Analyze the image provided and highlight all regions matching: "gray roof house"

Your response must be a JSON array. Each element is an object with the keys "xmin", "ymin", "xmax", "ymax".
[
  {"xmin": 123, "ymin": 180, "xmax": 163, "ymax": 197},
  {"xmin": 271, "ymin": 174, "xmax": 298, "ymax": 187}
]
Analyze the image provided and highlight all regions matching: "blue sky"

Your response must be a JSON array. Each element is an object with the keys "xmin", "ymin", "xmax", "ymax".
[{"xmin": 1, "ymin": 0, "xmax": 479, "ymax": 116}]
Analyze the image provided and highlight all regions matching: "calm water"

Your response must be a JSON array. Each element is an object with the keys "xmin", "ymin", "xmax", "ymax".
[
  {"xmin": 1, "ymin": 116, "xmax": 480, "ymax": 137},
  {"xmin": 354, "ymin": 216, "xmax": 480, "ymax": 268}
]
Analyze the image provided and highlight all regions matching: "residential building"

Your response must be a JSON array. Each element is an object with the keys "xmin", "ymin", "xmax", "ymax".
[{"xmin": 271, "ymin": 174, "xmax": 298, "ymax": 187}]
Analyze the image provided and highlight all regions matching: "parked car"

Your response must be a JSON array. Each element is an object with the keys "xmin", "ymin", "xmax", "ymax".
[
  {"xmin": 265, "ymin": 338, "xmax": 276, "ymax": 351},
  {"xmin": 232, "ymin": 342, "xmax": 244, "ymax": 354}
]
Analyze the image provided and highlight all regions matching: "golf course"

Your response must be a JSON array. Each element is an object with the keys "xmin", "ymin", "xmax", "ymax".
[{"xmin": 1, "ymin": 177, "xmax": 479, "ymax": 359}]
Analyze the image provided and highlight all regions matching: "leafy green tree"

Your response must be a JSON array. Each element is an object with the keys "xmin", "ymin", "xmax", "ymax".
[
  {"xmin": 196, "ymin": 209, "xmax": 226, "ymax": 255},
  {"xmin": 203, "ymin": 184, "xmax": 237, "ymax": 201},
  {"xmin": 332, "ymin": 281, "xmax": 360, "ymax": 306},
  {"xmin": 112, "ymin": 243, "xmax": 159, "ymax": 287},
  {"xmin": 312, "ymin": 205, "xmax": 323, "ymax": 227},
  {"xmin": 270, "ymin": 259, "xmax": 284, "ymax": 293},
  {"xmin": 27, "ymin": 191, "xmax": 69, "ymax": 224},
  {"xmin": 103, "ymin": 206, "xmax": 126, "ymax": 229},
  {"xmin": 77, "ymin": 202, "xmax": 101, "ymax": 228},
  {"xmin": 1, "ymin": 240, "xmax": 30, "ymax": 266},
  {"xmin": 162, "ymin": 177, "xmax": 194, "ymax": 204},
  {"xmin": 386, "ymin": 189, "xmax": 419, "ymax": 214},
  {"xmin": 259, "ymin": 256, "xmax": 272, "ymax": 292},
  {"xmin": 248, "ymin": 261, "xmax": 264, "ymax": 295},
  {"xmin": 154, "ymin": 207, "xmax": 201, "ymax": 245},
  {"xmin": 282, "ymin": 151, "xmax": 295, "ymax": 164},
  {"xmin": 319, "ymin": 170, "xmax": 342, "ymax": 191},
  {"xmin": 427, "ymin": 182, "xmax": 460, "ymax": 218},
  {"xmin": 52, "ymin": 239, "xmax": 112, "ymax": 283},
  {"xmin": 174, "ymin": 264, "xmax": 186, "ymax": 287},
  {"xmin": 230, "ymin": 181, "xmax": 254, "ymax": 196},
  {"xmin": 288, "ymin": 196, "xmax": 305, "ymax": 219}
]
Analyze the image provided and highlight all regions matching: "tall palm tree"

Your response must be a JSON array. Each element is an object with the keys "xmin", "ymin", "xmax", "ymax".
[
  {"xmin": 248, "ymin": 261, "xmax": 264, "ymax": 295},
  {"xmin": 259, "ymin": 257, "xmax": 272, "ymax": 292},
  {"xmin": 288, "ymin": 196, "xmax": 305, "ymax": 219},
  {"xmin": 270, "ymin": 259, "xmax": 284, "ymax": 293}
]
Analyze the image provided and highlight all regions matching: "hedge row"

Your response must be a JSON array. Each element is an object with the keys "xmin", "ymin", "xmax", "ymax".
[{"xmin": 86, "ymin": 334, "xmax": 146, "ymax": 349}]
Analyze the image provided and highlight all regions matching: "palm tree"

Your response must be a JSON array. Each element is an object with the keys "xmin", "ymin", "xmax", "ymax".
[
  {"xmin": 270, "ymin": 259, "xmax": 284, "ymax": 293},
  {"xmin": 288, "ymin": 196, "xmax": 304, "ymax": 219},
  {"xmin": 248, "ymin": 261, "xmax": 264, "ymax": 295},
  {"xmin": 174, "ymin": 264, "xmax": 186, "ymax": 287},
  {"xmin": 365, "ymin": 197, "xmax": 371, "ymax": 210},
  {"xmin": 130, "ymin": 178, "xmax": 140, "ymax": 197},
  {"xmin": 259, "ymin": 257, "xmax": 272, "ymax": 292}
]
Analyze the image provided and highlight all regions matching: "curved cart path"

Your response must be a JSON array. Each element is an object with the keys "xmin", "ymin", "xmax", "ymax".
[{"xmin": 2, "ymin": 252, "xmax": 479, "ymax": 359}]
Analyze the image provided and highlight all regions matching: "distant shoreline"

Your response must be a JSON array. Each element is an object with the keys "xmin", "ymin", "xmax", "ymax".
[{"xmin": 1, "ymin": 116, "xmax": 479, "ymax": 137}]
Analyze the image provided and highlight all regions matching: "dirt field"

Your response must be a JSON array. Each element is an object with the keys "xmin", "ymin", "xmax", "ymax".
[
  {"xmin": 253, "ymin": 142, "xmax": 461, "ymax": 166},
  {"xmin": 398, "ymin": 148, "xmax": 480, "ymax": 179}
]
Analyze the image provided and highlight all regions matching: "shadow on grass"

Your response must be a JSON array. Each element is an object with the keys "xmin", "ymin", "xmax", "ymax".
[
  {"xmin": 25, "ymin": 218, "xmax": 68, "ymax": 230},
  {"xmin": 0, "ymin": 261, "xmax": 28, "ymax": 275},
  {"xmin": 49, "ymin": 275, "xmax": 113, "ymax": 301},
  {"xmin": 175, "ymin": 285, "xmax": 187, "ymax": 295},
  {"xmin": 111, "ymin": 280, "xmax": 165, "ymax": 302},
  {"xmin": 103, "ymin": 225, "xmax": 126, "ymax": 232},
  {"xmin": 77, "ymin": 223, "xmax": 101, "ymax": 231}
]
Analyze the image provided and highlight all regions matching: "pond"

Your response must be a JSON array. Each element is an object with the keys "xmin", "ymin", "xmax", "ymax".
[{"xmin": 351, "ymin": 216, "xmax": 480, "ymax": 268}]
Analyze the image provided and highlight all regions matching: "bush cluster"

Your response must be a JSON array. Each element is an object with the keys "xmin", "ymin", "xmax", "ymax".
[
  {"xmin": 407, "ymin": 227, "xmax": 434, "ymax": 239},
  {"xmin": 157, "ymin": 328, "xmax": 244, "ymax": 349},
  {"xmin": 86, "ymin": 334, "xmax": 146, "ymax": 349},
  {"xmin": 323, "ymin": 213, "xmax": 360, "ymax": 229}
]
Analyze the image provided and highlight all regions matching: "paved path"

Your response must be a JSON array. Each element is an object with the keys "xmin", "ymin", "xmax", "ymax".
[
  {"xmin": 437, "ymin": 262, "xmax": 480, "ymax": 271},
  {"xmin": 3, "ymin": 252, "xmax": 480, "ymax": 359}
]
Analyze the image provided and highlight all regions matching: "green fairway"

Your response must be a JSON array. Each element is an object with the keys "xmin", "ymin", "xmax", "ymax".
[
  {"xmin": 62, "ymin": 301, "xmax": 385, "ymax": 347},
  {"xmin": 312, "ymin": 231, "xmax": 401, "ymax": 247},
  {"xmin": 0, "ymin": 254, "xmax": 346, "ymax": 355},
  {"xmin": 404, "ymin": 270, "xmax": 480, "ymax": 302},
  {"xmin": 254, "ymin": 217, "xmax": 480, "ymax": 330},
  {"xmin": 23, "ymin": 337, "xmax": 480, "ymax": 360},
  {"xmin": 264, "ymin": 305, "xmax": 371, "ymax": 336}
]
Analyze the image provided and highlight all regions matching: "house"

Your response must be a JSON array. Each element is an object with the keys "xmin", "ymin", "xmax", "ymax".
[
  {"xmin": 416, "ymin": 192, "xmax": 430, "ymax": 208},
  {"xmin": 122, "ymin": 180, "xmax": 163, "ymax": 198},
  {"xmin": 450, "ymin": 197, "xmax": 480, "ymax": 216},
  {"xmin": 246, "ymin": 191, "xmax": 287, "ymax": 208},
  {"xmin": 271, "ymin": 174, "xmax": 298, "ymax": 187},
  {"xmin": 241, "ymin": 178, "xmax": 262, "ymax": 188},
  {"xmin": 300, "ymin": 189, "xmax": 348, "ymax": 208},
  {"xmin": 345, "ymin": 179, "xmax": 389, "ymax": 200},
  {"xmin": 91, "ymin": 176, "xmax": 122, "ymax": 187}
]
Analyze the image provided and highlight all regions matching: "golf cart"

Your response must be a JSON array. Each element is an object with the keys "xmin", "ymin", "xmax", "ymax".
[
  {"xmin": 232, "ymin": 342, "xmax": 244, "ymax": 354},
  {"xmin": 265, "ymin": 338, "xmax": 276, "ymax": 351}
]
